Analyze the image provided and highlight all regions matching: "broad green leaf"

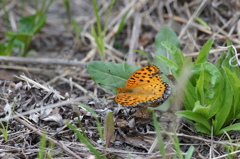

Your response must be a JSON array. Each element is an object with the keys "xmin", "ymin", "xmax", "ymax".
[
  {"xmin": 154, "ymin": 25, "xmax": 180, "ymax": 74},
  {"xmin": 218, "ymin": 123, "xmax": 240, "ymax": 135},
  {"xmin": 195, "ymin": 39, "xmax": 213, "ymax": 64},
  {"xmin": 161, "ymin": 41, "xmax": 184, "ymax": 67},
  {"xmin": 155, "ymin": 25, "xmax": 180, "ymax": 56},
  {"xmin": 18, "ymin": 13, "xmax": 46, "ymax": 35},
  {"xmin": 194, "ymin": 123, "xmax": 211, "ymax": 135},
  {"xmin": 183, "ymin": 81, "xmax": 197, "ymax": 110},
  {"xmin": 223, "ymin": 67, "xmax": 240, "ymax": 119},
  {"xmin": 176, "ymin": 110, "xmax": 210, "ymax": 130},
  {"xmin": 214, "ymin": 70, "xmax": 232, "ymax": 134},
  {"xmin": 87, "ymin": 61, "xmax": 139, "ymax": 93}
]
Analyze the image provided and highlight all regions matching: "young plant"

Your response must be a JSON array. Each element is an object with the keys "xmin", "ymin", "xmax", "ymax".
[
  {"xmin": 3, "ymin": 0, "xmax": 54, "ymax": 56},
  {"xmin": 159, "ymin": 38, "xmax": 240, "ymax": 135},
  {"xmin": 91, "ymin": 0, "xmax": 116, "ymax": 60},
  {"xmin": 67, "ymin": 122, "xmax": 102, "ymax": 159},
  {"xmin": 153, "ymin": 112, "xmax": 194, "ymax": 159},
  {"xmin": 38, "ymin": 132, "xmax": 47, "ymax": 159},
  {"xmin": 0, "ymin": 120, "xmax": 9, "ymax": 142}
]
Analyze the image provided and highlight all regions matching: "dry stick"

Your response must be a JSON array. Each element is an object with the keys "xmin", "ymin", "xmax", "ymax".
[
  {"xmin": 14, "ymin": 116, "xmax": 82, "ymax": 159},
  {"xmin": 0, "ymin": 56, "xmax": 87, "ymax": 67},
  {"xmin": 127, "ymin": 13, "xmax": 142, "ymax": 65},
  {"xmin": 184, "ymin": 45, "xmax": 240, "ymax": 57},
  {"xmin": 178, "ymin": 0, "xmax": 208, "ymax": 39},
  {"xmin": 17, "ymin": 75, "xmax": 65, "ymax": 99},
  {"xmin": 163, "ymin": 14, "xmax": 212, "ymax": 35},
  {"xmin": 0, "ymin": 65, "xmax": 52, "ymax": 73}
]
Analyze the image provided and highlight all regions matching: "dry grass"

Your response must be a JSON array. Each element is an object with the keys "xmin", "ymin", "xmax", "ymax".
[{"xmin": 1, "ymin": 0, "xmax": 240, "ymax": 158}]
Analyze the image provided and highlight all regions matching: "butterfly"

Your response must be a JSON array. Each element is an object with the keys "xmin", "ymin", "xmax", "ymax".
[{"xmin": 115, "ymin": 65, "xmax": 171, "ymax": 107}]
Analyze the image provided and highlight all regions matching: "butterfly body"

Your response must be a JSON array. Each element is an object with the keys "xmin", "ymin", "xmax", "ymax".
[{"xmin": 115, "ymin": 65, "xmax": 171, "ymax": 107}]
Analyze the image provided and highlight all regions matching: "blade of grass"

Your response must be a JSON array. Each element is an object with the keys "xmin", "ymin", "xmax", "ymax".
[
  {"xmin": 152, "ymin": 112, "xmax": 166, "ymax": 159},
  {"xmin": 67, "ymin": 122, "xmax": 102, "ymax": 159},
  {"xmin": 78, "ymin": 102, "xmax": 103, "ymax": 140}
]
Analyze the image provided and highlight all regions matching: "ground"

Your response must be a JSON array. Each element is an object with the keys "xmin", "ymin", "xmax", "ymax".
[{"xmin": 0, "ymin": 0, "xmax": 240, "ymax": 158}]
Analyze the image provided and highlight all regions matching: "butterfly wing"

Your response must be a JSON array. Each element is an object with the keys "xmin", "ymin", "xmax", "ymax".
[
  {"xmin": 115, "ymin": 65, "xmax": 171, "ymax": 107},
  {"xmin": 124, "ymin": 65, "xmax": 162, "ymax": 88},
  {"xmin": 115, "ymin": 81, "xmax": 171, "ymax": 106}
]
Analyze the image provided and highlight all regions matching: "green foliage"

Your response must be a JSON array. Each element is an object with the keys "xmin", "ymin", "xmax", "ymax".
[
  {"xmin": 2, "ymin": 0, "xmax": 54, "ymax": 56},
  {"xmin": 88, "ymin": 26, "xmax": 240, "ymax": 136},
  {"xmin": 153, "ymin": 112, "xmax": 194, "ymax": 158},
  {"xmin": 5, "ymin": 13, "xmax": 46, "ymax": 56},
  {"xmin": 87, "ymin": 61, "xmax": 139, "ymax": 93},
  {"xmin": 38, "ymin": 132, "xmax": 47, "ymax": 159},
  {"xmin": 91, "ymin": 0, "xmax": 116, "ymax": 60},
  {"xmin": 0, "ymin": 121, "xmax": 9, "ymax": 142},
  {"xmin": 154, "ymin": 25, "xmax": 180, "ymax": 75},
  {"xmin": 78, "ymin": 102, "xmax": 103, "ymax": 140},
  {"xmin": 67, "ymin": 122, "xmax": 103, "ymax": 159},
  {"xmin": 160, "ymin": 38, "xmax": 240, "ymax": 135}
]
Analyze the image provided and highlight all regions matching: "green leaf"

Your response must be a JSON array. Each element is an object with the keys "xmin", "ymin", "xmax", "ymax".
[
  {"xmin": 196, "ymin": 65, "xmax": 205, "ymax": 104},
  {"xmin": 194, "ymin": 123, "xmax": 211, "ymax": 135},
  {"xmin": 177, "ymin": 110, "xmax": 211, "ymax": 131},
  {"xmin": 104, "ymin": 111, "xmax": 114, "ymax": 148},
  {"xmin": 185, "ymin": 146, "xmax": 194, "ymax": 159},
  {"xmin": 18, "ymin": 13, "xmax": 46, "ymax": 35},
  {"xmin": 215, "ymin": 53, "xmax": 226, "ymax": 69},
  {"xmin": 155, "ymin": 25, "xmax": 180, "ymax": 56},
  {"xmin": 87, "ymin": 61, "xmax": 139, "ymax": 93},
  {"xmin": 154, "ymin": 25, "xmax": 180, "ymax": 74},
  {"xmin": 218, "ymin": 123, "xmax": 240, "ymax": 135},
  {"xmin": 195, "ymin": 39, "xmax": 213, "ymax": 64},
  {"xmin": 183, "ymin": 81, "xmax": 197, "ymax": 110},
  {"xmin": 154, "ymin": 55, "xmax": 179, "ymax": 77},
  {"xmin": 213, "ymin": 69, "xmax": 233, "ymax": 134},
  {"xmin": 193, "ymin": 101, "xmax": 210, "ymax": 118},
  {"xmin": 161, "ymin": 41, "xmax": 184, "ymax": 67},
  {"xmin": 222, "ymin": 67, "xmax": 240, "ymax": 119}
]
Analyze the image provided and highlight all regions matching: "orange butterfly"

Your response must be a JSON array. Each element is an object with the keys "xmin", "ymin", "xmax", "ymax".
[{"xmin": 115, "ymin": 65, "xmax": 171, "ymax": 107}]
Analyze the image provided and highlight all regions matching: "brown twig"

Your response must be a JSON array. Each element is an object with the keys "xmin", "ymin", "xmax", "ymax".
[
  {"xmin": 15, "ymin": 116, "xmax": 82, "ymax": 159},
  {"xmin": 0, "ymin": 56, "xmax": 87, "ymax": 67}
]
